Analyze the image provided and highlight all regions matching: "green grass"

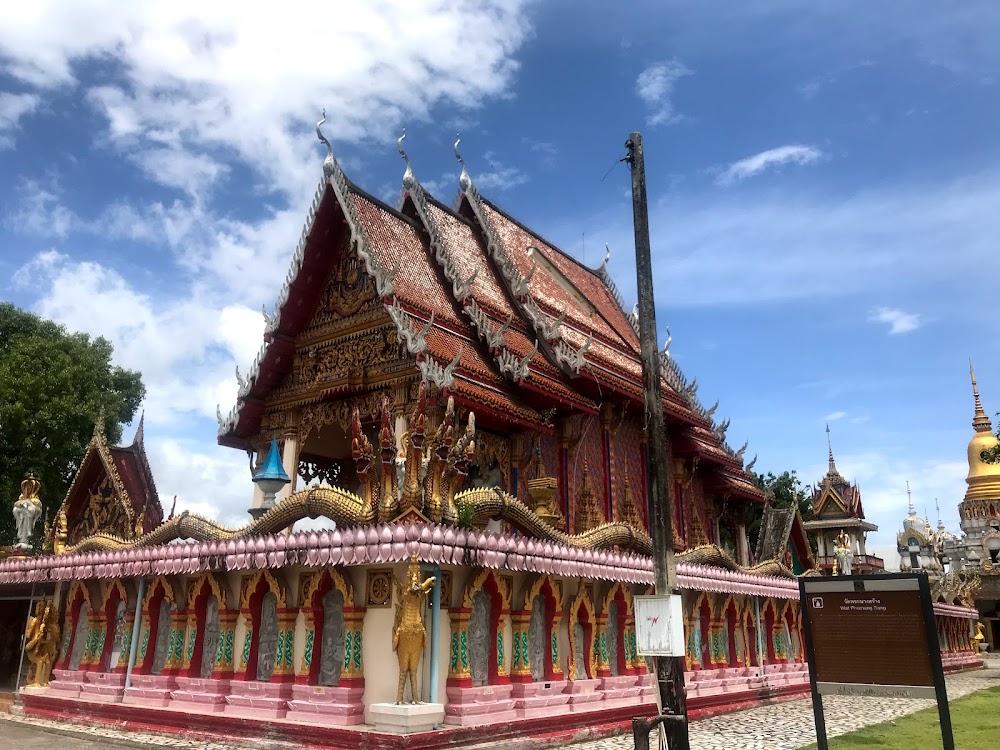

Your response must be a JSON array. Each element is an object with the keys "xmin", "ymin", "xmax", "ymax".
[{"xmin": 803, "ymin": 686, "xmax": 1000, "ymax": 749}]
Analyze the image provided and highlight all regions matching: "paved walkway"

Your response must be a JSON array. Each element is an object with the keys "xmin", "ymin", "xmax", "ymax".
[
  {"xmin": 1, "ymin": 663, "xmax": 997, "ymax": 750},
  {"xmin": 567, "ymin": 661, "xmax": 1000, "ymax": 750}
]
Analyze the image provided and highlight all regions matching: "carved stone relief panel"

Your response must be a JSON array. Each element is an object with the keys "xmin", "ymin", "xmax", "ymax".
[
  {"xmin": 607, "ymin": 600, "xmax": 620, "ymax": 677},
  {"xmin": 69, "ymin": 602, "xmax": 90, "ymax": 670},
  {"xmin": 151, "ymin": 599, "xmax": 172, "ymax": 675},
  {"xmin": 469, "ymin": 591, "xmax": 490, "ymax": 686},
  {"xmin": 319, "ymin": 589, "xmax": 345, "ymax": 687},
  {"xmin": 529, "ymin": 595, "xmax": 546, "ymax": 682},
  {"xmin": 201, "ymin": 596, "xmax": 221, "ymax": 679},
  {"xmin": 109, "ymin": 600, "xmax": 127, "ymax": 668},
  {"xmin": 573, "ymin": 622, "xmax": 586, "ymax": 680},
  {"xmin": 256, "ymin": 592, "xmax": 279, "ymax": 682}
]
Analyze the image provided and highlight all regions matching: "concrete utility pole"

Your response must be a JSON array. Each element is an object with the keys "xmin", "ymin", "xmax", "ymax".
[{"xmin": 626, "ymin": 131, "xmax": 690, "ymax": 750}]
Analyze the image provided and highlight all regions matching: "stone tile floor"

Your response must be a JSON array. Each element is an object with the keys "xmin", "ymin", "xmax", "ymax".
[
  {"xmin": 566, "ymin": 662, "xmax": 1000, "ymax": 750},
  {"xmin": 1, "ymin": 663, "xmax": 997, "ymax": 750}
]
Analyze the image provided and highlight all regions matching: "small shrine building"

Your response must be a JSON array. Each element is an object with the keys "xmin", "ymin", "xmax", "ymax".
[{"xmin": 803, "ymin": 426, "xmax": 884, "ymax": 575}]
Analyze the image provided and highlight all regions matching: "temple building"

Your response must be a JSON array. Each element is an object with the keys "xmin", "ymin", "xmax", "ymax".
[
  {"xmin": 0, "ymin": 123, "xmax": 981, "ymax": 747},
  {"xmin": 803, "ymin": 427, "xmax": 883, "ymax": 575},
  {"xmin": 898, "ymin": 365, "xmax": 1000, "ymax": 650}
]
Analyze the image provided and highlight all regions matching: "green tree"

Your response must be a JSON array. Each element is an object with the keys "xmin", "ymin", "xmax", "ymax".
[
  {"xmin": 0, "ymin": 303, "xmax": 145, "ymax": 546},
  {"xmin": 748, "ymin": 470, "xmax": 816, "ymax": 554}
]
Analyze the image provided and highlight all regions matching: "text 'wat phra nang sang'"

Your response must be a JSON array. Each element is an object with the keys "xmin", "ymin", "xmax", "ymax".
[{"xmin": 0, "ymin": 120, "xmax": 983, "ymax": 747}]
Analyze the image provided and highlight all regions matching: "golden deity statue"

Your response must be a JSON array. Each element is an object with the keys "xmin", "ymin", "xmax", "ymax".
[
  {"xmin": 25, "ymin": 599, "xmax": 60, "ymax": 687},
  {"xmin": 392, "ymin": 554, "xmax": 436, "ymax": 704},
  {"xmin": 974, "ymin": 621, "xmax": 986, "ymax": 643},
  {"xmin": 50, "ymin": 507, "xmax": 68, "ymax": 555}
]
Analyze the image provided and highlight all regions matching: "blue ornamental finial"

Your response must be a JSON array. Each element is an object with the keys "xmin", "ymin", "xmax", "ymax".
[{"xmin": 253, "ymin": 438, "xmax": 290, "ymax": 509}]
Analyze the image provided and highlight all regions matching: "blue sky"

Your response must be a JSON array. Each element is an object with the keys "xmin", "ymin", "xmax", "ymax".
[{"xmin": 3, "ymin": 1, "xmax": 999, "ymax": 565}]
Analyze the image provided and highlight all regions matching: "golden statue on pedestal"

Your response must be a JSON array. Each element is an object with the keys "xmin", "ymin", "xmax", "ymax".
[
  {"xmin": 392, "ymin": 554, "xmax": 435, "ymax": 704},
  {"xmin": 25, "ymin": 599, "xmax": 60, "ymax": 687}
]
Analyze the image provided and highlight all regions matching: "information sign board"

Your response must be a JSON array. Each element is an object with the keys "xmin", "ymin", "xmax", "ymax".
[
  {"xmin": 803, "ymin": 576, "xmax": 934, "ymax": 697},
  {"xmin": 799, "ymin": 574, "xmax": 953, "ymax": 750},
  {"xmin": 634, "ymin": 594, "xmax": 684, "ymax": 657}
]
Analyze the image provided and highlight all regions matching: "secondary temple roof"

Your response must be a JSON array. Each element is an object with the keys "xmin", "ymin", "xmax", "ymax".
[{"xmin": 46, "ymin": 418, "xmax": 163, "ymax": 553}]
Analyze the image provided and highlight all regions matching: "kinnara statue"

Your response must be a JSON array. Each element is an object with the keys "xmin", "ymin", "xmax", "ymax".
[
  {"xmin": 25, "ymin": 599, "xmax": 60, "ymax": 687},
  {"xmin": 392, "ymin": 554, "xmax": 436, "ymax": 704}
]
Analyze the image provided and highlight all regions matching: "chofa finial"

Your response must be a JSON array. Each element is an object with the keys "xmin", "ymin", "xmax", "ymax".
[
  {"xmin": 455, "ymin": 133, "xmax": 471, "ymax": 191},
  {"xmin": 398, "ymin": 127, "xmax": 415, "ymax": 188},
  {"xmin": 316, "ymin": 109, "xmax": 335, "ymax": 177},
  {"xmin": 316, "ymin": 109, "xmax": 331, "ymax": 154},
  {"xmin": 397, "ymin": 128, "xmax": 409, "ymax": 164}
]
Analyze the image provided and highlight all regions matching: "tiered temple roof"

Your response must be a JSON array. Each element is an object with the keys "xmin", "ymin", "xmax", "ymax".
[{"xmin": 216, "ymin": 122, "xmax": 762, "ymax": 503}]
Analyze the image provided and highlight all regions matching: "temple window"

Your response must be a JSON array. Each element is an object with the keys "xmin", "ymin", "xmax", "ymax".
[
  {"xmin": 70, "ymin": 604, "xmax": 90, "ymax": 670},
  {"xmin": 136, "ymin": 576, "xmax": 179, "ymax": 676}
]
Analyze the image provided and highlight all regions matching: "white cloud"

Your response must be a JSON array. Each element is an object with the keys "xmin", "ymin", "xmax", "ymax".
[
  {"xmin": 12, "ymin": 251, "xmax": 258, "ymax": 425},
  {"xmin": 825, "ymin": 410, "xmax": 847, "ymax": 422},
  {"xmin": 475, "ymin": 151, "xmax": 530, "ymax": 191},
  {"xmin": 576, "ymin": 170, "xmax": 1000, "ymax": 307},
  {"xmin": 1, "ymin": 2, "xmax": 531, "ymax": 199},
  {"xmin": 635, "ymin": 60, "xmax": 691, "ymax": 126},
  {"xmin": 2, "ymin": 3, "xmax": 533, "ymax": 524},
  {"xmin": 868, "ymin": 306, "xmax": 923, "ymax": 334},
  {"xmin": 0, "ymin": 92, "xmax": 39, "ymax": 149},
  {"xmin": 716, "ymin": 144, "xmax": 824, "ymax": 185}
]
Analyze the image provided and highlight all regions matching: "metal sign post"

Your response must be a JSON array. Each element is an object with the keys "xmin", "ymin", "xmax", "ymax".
[{"xmin": 800, "ymin": 573, "xmax": 954, "ymax": 750}]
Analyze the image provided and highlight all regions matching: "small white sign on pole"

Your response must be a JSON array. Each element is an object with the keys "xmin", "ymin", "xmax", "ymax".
[{"xmin": 634, "ymin": 594, "xmax": 684, "ymax": 657}]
